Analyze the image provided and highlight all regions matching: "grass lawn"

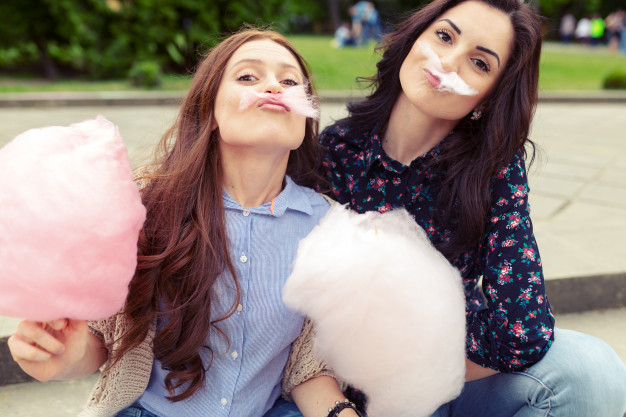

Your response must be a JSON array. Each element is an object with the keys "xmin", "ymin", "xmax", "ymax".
[
  {"xmin": 0, "ymin": 38, "xmax": 624, "ymax": 93},
  {"xmin": 540, "ymin": 43, "xmax": 626, "ymax": 90}
]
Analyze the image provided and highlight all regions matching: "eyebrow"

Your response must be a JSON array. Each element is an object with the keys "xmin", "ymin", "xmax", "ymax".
[
  {"xmin": 230, "ymin": 58, "xmax": 300, "ymax": 72},
  {"xmin": 439, "ymin": 19, "xmax": 461, "ymax": 34},
  {"xmin": 476, "ymin": 45, "xmax": 501, "ymax": 67}
]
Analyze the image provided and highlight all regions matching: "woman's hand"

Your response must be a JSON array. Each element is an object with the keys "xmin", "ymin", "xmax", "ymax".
[{"xmin": 7, "ymin": 319, "xmax": 106, "ymax": 382}]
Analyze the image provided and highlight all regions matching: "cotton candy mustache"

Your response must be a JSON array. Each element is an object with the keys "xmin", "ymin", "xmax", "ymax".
[
  {"xmin": 417, "ymin": 41, "xmax": 478, "ymax": 96},
  {"xmin": 238, "ymin": 86, "xmax": 320, "ymax": 120}
]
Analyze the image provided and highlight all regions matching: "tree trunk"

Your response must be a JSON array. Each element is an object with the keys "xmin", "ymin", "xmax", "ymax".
[
  {"xmin": 327, "ymin": 0, "xmax": 341, "ymax": 31},
  {"xmin": 35, "ymin": 39, "xmax": 59, "ymax": 80}
]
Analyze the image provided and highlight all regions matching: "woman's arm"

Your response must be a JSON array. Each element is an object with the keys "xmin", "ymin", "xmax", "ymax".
[
  {"xmin": 465, "ymin": 358, "xmax": 498, "ymax": 381},
  {"xmin": 467, "ymin": 152, "xmax": 555, "ymax": 372},
  {"xmin": 292, "ymin": 376, "xmax": 359, "ymax": 417},
  {"xmin": 7, "ymin": 318, "xmax": 107, "ymax": 382}
]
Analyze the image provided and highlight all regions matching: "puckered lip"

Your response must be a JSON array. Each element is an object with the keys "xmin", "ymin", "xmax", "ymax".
[
  {"xmin": 424, "ymin": 68, "xmax": 441, "ymax": 89},
  {"xmin": 257, "ymin": 98, "xmax": 290, "ymax": 112}
]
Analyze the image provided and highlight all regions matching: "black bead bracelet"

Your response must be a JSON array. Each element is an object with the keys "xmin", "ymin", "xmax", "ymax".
[{"xmin": 327, "ymin": 398, "xmax": 364, "ymax": 417}]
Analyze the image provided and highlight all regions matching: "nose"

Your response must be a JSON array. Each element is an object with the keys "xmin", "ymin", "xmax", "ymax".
[
  {"xmin": 264, "ymin": 76, "xmax": 283, "ymax": 94},
  {"xmin": 438, "ymin": 50, "xmax": 461, "ymax": 73}
]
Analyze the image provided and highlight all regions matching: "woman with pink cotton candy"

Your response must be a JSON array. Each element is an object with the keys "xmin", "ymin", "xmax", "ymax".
[{"xmin": 8, "ymin": 28, "xmax": 358, "ymax": 417}]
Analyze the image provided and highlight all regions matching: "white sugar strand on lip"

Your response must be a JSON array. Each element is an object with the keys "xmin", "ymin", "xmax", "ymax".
[
  {"xmin": 238, "ymin": 87, "xmax": 319, "ymax": 120},
  {"xmin": 281, "ymin": 85, "xmax": 320, "ymax": 120},
  {"xmin": 238, "ymin": 90, "xmax": 268, "ymax": 112},
  {"xmin": 416, "ymin": 41, "xmax": 478, "ymax": 96}
]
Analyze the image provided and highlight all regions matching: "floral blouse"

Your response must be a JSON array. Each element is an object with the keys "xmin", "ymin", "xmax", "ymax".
[{"xmin": 318, "ymin": 123, "xmax": 555, "ymax": 372}]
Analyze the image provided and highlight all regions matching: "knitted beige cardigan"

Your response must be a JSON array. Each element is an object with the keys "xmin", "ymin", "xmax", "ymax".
[{"xmin": 80, "ymin": 316, "xmax": 334, "ymax": 417}]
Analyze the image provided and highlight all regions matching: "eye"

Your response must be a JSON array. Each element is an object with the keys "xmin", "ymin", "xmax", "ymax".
[
  {"xmin": 281, "ymin": 78, "xmax": 300, "ymax": 87},
  {"xmin": 435, "ymin": 29, "xmax": 452, "ymax": 43},
  {"xmin": 236, "ymin": 73, "xmax": 257, "ymax": 82},
  {"xmin": 471, "ymin": 58, "xmax": 490, "ymax": 73}
]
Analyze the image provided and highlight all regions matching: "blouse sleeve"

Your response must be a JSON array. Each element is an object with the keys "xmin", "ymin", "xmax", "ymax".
[{"xmin": 465, "ymin": 152, "xmax": 555, "ymax": 372}]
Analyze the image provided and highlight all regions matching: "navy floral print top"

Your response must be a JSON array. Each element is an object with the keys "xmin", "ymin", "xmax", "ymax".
[{"xmin": 318, "ymin": 123, "xmax": 555, "ymax": 372}]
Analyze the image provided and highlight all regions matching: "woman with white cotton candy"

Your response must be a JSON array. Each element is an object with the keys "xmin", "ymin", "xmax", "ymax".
[
  {"xmin": 8, "ymin": 28, "xmax": 361, "ymax": 417},
  {"xmin": 302, "ymin": 1, "xmax": 626, "ymax": 417}
]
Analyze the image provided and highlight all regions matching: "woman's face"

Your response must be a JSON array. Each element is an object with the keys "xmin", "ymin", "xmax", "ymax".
[
  {"xmin": 213, "ymin": 39, "xmax": 307, "ymax": 152},
  {"xmin": 399, "ymin": 0, "xmax": 514, "ymax": 121}
]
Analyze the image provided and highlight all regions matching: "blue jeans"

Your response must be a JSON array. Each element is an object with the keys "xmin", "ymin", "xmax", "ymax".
[
  {"xmin": 116, "ymin": 403, "xmax": 160, "ymax": 417},
  {"xmin": 430, "ymin": 329, "xmax": 626, "ymax": 417},
  {"xmin": 266, "ymin": 330, "xmax": 626, "ymax": 417},
  {"xmin": 263, "ymin": 398, "xmax": 304, "ymax": 417}
]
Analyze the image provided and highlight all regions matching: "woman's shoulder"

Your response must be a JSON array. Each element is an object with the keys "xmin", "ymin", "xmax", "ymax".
[
  {"xmin": 492, "ymin": 150, "xmax": 529, "ymax": 186},
  {"xmin": 319, "ymin": 121, "xmax": 371, "ymax": 150}
]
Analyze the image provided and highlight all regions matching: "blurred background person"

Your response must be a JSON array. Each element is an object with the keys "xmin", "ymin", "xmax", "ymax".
[
  {"xmin": 605, "ymin": 9, "xmax": 625, "ymax": 53},
  {"xmin": 349, "ymin": 1, "xmax": 382, "ymax": 45},
  {"xmin": 575, "ymin": 15, "xmax": 591, "ymax": 44},
  {"xmin": 559, "ymin": 11, "xmax": 576, "ymax": 44},
  {"xmin": 590, "ymin": 13, "xmax": 606, "ymax": 46},
  {"xmin": 333, "ymin": 21, "xmax": 356, "ymax": 48}
]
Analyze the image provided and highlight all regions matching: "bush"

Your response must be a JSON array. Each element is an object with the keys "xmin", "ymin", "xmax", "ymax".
[
  {"xmin": 603, "ymin": 70, "xmax": 626, "ymax": 90},
  {"xmin": 128, "ymin": 60, "xmax": 162, "ymax": 88}
]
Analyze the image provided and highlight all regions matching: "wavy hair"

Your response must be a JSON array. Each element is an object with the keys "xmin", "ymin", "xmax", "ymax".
[
  {"xmin": 341, "ymin": 0, "xmax": 543, "ymax": 258},
  {"xmin": 111, "ymin": 27, "xmax": 322, "ymax": 401}
]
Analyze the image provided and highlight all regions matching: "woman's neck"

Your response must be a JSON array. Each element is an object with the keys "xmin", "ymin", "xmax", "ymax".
[
  {"xmin": 383, "ymin": 93, "xmax": 456, "ymax": 166},
  {"xmin": 220, "ymin": 145, "xmax": 289, "ymax": 209}
]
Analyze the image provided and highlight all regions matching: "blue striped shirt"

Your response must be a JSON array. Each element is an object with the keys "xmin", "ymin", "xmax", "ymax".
[{"xmin": 138, "ymin": 176, "xmax": 329, "ymax": 416}]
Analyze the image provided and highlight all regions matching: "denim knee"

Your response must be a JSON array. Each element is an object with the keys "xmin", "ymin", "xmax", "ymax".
[{"xmin": 524, "ymin": 328, "xmax": 626, "ymax": 415}]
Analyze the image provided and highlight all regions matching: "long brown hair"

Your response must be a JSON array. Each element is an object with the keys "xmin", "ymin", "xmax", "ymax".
[
  {"xmin": 112, "ymin": 27, "xmax": 322, "ymax": 401},
  {"xmin": 341, "ymin": 0, "xmax": 543, "ymax": 258}
]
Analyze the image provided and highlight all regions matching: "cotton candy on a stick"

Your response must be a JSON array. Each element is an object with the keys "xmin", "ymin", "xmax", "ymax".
[
  {"xmin": 0, "ymin": 116, "xmax": 146, "ymax": 321},
  {"xmin": 283, "ymin": 204, "xmax": 466, "ymax": 417}
]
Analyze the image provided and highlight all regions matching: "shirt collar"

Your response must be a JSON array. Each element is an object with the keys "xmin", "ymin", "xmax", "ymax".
[{"xmin": 222, "ymin": 176, "xmax": 313, "ymax": 217}]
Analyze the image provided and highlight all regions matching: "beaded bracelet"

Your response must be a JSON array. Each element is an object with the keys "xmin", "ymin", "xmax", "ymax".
[{"xmin": 326, "ymin": 398, "xmax": 364, "ymax": 417}]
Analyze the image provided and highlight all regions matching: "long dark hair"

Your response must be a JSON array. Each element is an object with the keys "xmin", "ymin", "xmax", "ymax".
[
  {"xmin": 112, "ymin": 28, "xmax": 322, "ymax": 402},
  {"xmin": 342, "ymin": 0, "xmax": 543, "ymax": 258}
]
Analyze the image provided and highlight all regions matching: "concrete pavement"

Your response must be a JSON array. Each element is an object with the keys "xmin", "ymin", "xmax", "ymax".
[{"xmin": 0, "ymin": 94, "xmax": 625, "ymax": 415}]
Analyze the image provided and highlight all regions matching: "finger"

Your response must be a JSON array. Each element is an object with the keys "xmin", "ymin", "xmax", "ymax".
[
  {"xmin": 46, "ymin": 319, "xmax": 69, "ymax": 332},
  {"xmin": 7, "ymin": 335, "xmax": 53, "ymax": 362},
  {"xmin": 17, "ymin": 321, "xmax": 65, "ymax": 355}
]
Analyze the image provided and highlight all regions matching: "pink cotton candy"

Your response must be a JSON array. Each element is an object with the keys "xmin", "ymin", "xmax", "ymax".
[
  {"xmin": 0, "ymin": 116, "xmax": 146, "ymax": 321},
  {"xmin": 238, "ymin": 85, "xmax": 320, "ymax": 120}
]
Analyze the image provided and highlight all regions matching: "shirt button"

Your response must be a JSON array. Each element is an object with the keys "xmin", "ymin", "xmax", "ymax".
[
  {"xmin": 240, "ymin": 254, "xmax": 247, "ymax": 263},
  {"xmin": 243, "ymin": 210, "xmax": 250, "ymax": 217},
  {"xmin": 220, "ymin": 398, "xmax": 228, "ymax": 406},
  {"xmin": 231, "ymin": 351, "xmax": 239, "ymax": 360},
  {"xmin": 236, "ymin": 304, "xmax": 243, "ymax": 312}
]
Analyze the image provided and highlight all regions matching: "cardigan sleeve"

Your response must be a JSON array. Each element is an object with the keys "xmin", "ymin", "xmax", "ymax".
[
  {"xmin": 281, "ymin": 318, "xmax": 342, "ymax": 401},
  {"xmin": 81, "ymin": 315, "xmax": 155, "ymax": 417}
]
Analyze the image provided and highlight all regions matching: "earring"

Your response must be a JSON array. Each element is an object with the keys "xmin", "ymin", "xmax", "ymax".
[{"xmin": 471, "ymin": 109, "xmax": 482, "ymax": 120}]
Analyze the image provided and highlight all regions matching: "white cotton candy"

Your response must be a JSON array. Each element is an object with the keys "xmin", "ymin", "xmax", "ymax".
[
  {"xmin": 283, "ymin": 204, "xmax": 466, "ymax": 417},
  {"xmin": 238, "ymin": 85, "xmax": 320, "ymax": 120},
  {"xmin": 418, "ymin": 41, "xmax": 478, "ymax": 96},
  {"xmin": 0, "ymin": 116, "xmax": 146, "ymax": 321}
]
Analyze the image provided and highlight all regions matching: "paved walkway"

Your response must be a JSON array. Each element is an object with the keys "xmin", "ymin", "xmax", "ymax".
[{"xmin": 0, "ymin": 95, "xmax": 625, "ymax": 415}]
